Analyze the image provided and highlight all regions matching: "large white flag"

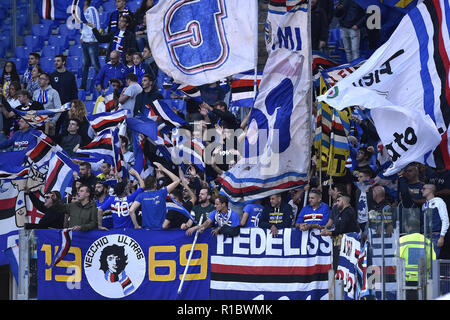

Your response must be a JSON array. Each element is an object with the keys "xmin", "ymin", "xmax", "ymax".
[
  {"xmin": 318, "ymin": 0, "xmax": 450, "ymax": 171},
  {"xmin": 218, "ymin": 2, "xmax": 311, "ymax": 204},
  {"xmin": 146, "ymin": 0, "xmax": 257, "ymax": 86}
]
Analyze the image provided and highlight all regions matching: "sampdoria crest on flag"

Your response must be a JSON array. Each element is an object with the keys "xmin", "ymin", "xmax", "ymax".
[
  {"xmin": 318, "ymin": 0, "xmax": 450, "ymax": 174},
  {"xmin": 146, "ymin": 0, "xmax": 257, "ymax": 86},
  {"xmin": 219, "ymin": 2, "xmax": 311, "ymax": 204}
]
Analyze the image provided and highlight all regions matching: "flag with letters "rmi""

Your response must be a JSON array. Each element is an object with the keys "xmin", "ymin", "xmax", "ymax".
[
  {"xmin": 209, "ymin": 228, "xmax": 332, "ymax": 300},
  {"xmin": 218, "ymin": 1, "xmax": 311, "ymax": 205}
]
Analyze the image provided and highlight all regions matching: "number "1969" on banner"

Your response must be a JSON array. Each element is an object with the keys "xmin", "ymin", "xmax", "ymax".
[{"xmin": 40, "ymin": 244, "xmax": 208, "ymax": 283}]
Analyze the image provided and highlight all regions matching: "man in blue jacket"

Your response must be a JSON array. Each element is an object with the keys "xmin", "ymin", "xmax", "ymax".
[{"xmin": 94, "ymin": 50, "xmax": 128, "ymax": 93}]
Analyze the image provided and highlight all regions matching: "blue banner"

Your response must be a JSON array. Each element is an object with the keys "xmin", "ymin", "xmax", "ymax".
[{"xmin": 36, "ymin": 229, "xmax": 212, "ymax": 300}]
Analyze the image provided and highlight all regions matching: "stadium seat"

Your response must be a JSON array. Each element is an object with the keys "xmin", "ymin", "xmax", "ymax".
[
  {"xmin": 68, "ymin": 44, "xmax": 83, "ymax": 57},
  {"xmin": 58, "ymin": 24, "xmax": 78, "ymax": 41},
  {"xmin": 40, "ymin": 19, "xmax": 59, "ymax": 31},
  {"xmin": 98, "ymin": 55, "xmax": 106, "ymax": 67},
  {"xmin": 98, "ymin": 12, "xmax": 109, "ymax": 31},
  {"xmin": 14, "ymin": 46, "xmax": 33, "ymax": 60},
  {"xmin": 66, "ymin": 56, "xmax": 82, "ymax": 74},
  {"xmin": 78, "ymin": 89, "xmax": 86, "ymax": 101},
  {"xmin": 88, "ymin": 66, "xmax": 96, "ymax": 79},
  {"xmin": 127, "ymin": 0, "xmax": 142, "ymax": 12},
  {"xmin": 40, "ymin": 57, "xmax": 55, "ymax": 73},
  {"xmin": 41, "ymin": 45, "xmax": 61, "ymax": 58},
  {"xmin": 84, "ymin": 100, "xmax": 95, "ymax": 114},
  {"xmin": 31, "ymin": 23, "xmax": 51, "ymax": 40},
  {"xmin": 48, "ymin": 35, "xmax": 69, "ymax": 50},
  {"xmin": 24, "ymin": 35, "xmax": 41, "ymax": 51},
  {"xmin": 9, "ymin": 58, "xmax": 26, "ymax": 74},
  {"xmin": 102, "ymin": 1, "xmax": 116, "ymax": 14}
]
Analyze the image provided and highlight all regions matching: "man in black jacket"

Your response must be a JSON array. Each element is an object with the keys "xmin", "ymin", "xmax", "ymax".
[
  {"xmin": 259, "ymin": 193, "xmax": 294, "ymax": 237},
  {"xmin": 133, "ymin": 73, "xmax": 163, "ymax": 117},
  {"xmin": 334, "ymin": 0, "xmax": 366, "ymax": 62},
  {"xmin": 91, "ymin": 14, "xmax": 138, "ymax": 61},
  {"xmin": 50, "ymin": 55, "xmax": 78, "ymax": 105},
  {"xmin": 321, "ymin": 193, "xmax": 359, "ymax": 271}
]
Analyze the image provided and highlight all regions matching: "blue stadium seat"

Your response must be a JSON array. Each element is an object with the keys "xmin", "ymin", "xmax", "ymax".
[
  {"xmin": 24, "ymin": 35, "xmax": 41, "ymax": 51},
  {"xmin": 9, "ymin": 58, "xmax": 26, "ymax": 74},
  {"xmin": 88, "ymin": 66, "xmax": 96, "ymax": 79},
  {"xmin": 68, "ymin": 44, "xmax": 82, "ymax": 57},
  {"xmin": 84, "ymin": 100, "xmax": 95, "ymax": 114},
  {"xmin": 98, "ymin": 55, "xmax": 106, "ymax": 67},
  {"xmin": 58, "ymin": 24, "xmax": 78, "ymax": 41},
  {"xmin": 66, "ymin": 56, "xmax": 82, "ymax": 74},
  {"xmin": 48, "ymin": 35, "xmax": 69, "ymax": 50},
  {"xmin": 102, "ymin": 1, "xmax": 116, "ymax": 14},
  {"xmin": 15, "ymin": 46, "xmax": 33, "ymax": 60},
  {"xmin": 40, "ymin": 19, "xmax": 59, "ymax": 31},
  {"xmin": 31, "ymin": 23, "xmax": 51, "ymax": 40},
  {"xmin": 41, "ymin": 45, "xmax": 61, "ymax": 58},
  {"xmin": 98, "ymin": 12, "xmax": 109, "ymax": 30},
  {"xmin": 0, "ymin": 34, "xmax": 12, "ymax": 52},
  {"xmin": 78, "ymin": 89, "xmax": 86, "ymax": 101},
  {"xmin": 127, "ymin": 0, "xmax": 142, "ymax": 12},
  {"xmin": 40, "ymin": 57, "xmax": 55, "ymax": 73}
]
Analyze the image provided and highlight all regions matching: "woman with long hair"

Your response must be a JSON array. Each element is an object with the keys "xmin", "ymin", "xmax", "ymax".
[
  {"xmin": 26, "ymin": 64, "xmax": 44, "ymax": 97},
  {"xmin": 57, "ymin": 99, "xmax": 92, "ymax": 146},
  {"xmin": 1, "ymin": 61, "xmax": 20, "ymax": 99}
]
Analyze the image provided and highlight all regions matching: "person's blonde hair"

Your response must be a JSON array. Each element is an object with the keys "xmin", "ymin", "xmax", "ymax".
[{"xmin": 69, "ymin": 99, "xmax": 87, "ymax": 121}]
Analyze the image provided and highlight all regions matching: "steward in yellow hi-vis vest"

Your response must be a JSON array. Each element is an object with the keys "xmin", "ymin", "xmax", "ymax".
[{"xmin": 399, "ymin": 233, "xmax": 435, "ymax": 282}]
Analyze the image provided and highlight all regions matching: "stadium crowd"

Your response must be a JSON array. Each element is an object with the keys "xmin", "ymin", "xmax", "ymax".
[{"xmin": 0, "ymin": 0, "xmax": 449, "ymax": 270}]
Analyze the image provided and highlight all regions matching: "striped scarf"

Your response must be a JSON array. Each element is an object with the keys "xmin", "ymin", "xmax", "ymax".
[
  {"xmin": 104, "ymin": 270, "xmax": 134, "ymax": 295},
  {"xmin": 38, "ymin": 88, "xmax": 48, "ymax": 104}
]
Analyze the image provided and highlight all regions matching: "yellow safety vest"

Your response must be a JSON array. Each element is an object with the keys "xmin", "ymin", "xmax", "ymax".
[{"xmin": 399, "ymin": 233, "xmax": 436, "ymax": 282}]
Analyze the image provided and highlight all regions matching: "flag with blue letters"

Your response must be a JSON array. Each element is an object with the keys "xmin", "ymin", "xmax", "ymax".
[
  {"xmin": 219, "ymin": 1, "xmax": 311, "ymax": 205},
  {"xmin": 146, "ymin": 0, "xmax": 258, "ymax": 86}
]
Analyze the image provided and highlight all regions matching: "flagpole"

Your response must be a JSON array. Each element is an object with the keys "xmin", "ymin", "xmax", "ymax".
[
  {"xmin": 249, "ymin": 0, "xmax": 259, "ymax": 121},
  {"xmin": 110, "ymin": 128, "xmax": 118, "ymax": 177},
  {"xmin": 177, "ymin": 215, "xmax": 204, "ymax": 296},
  {"xmin": 307, "ymin": 0, "xmax": 314, "ymax": 188}
]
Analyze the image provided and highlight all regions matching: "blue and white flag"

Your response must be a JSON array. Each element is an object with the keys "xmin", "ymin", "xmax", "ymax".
[
  {"xmin": 149, "ymin": 100, "xmax": 188, "ymax": 128},
  {"xmin": 166, "ymin": 195, "xmax": 196, "ymax": 224},
  {"xmin": 126, "ymin": 116, "xmax": 158, "ymax": 141},
  {"xmin": 14, "ymin": 103, "xmax": 70, "ymax": 128},
  {"xmin": 40, "ymin": 0, "xmax": 84, "ymax": 21},
  {"xmin": 146, "ymin": 0, "xmax": 258, "ymax": 86},
  {"xmin": 336, "ymin": 232, "xmax": 361, "ymax": 300},
  {"xmin": 318, "ymin": 0, "xmax": 450, "ymax": 173},
  {"xmin": 219, "ymin": 2, "xmax": 311, "ymax": 205},
  {"xmin": 4, "ymin": 242, "xmax": 19, "ymax": 285},
  {"xmin": 88, "ymin": 109, "xmax": 128, "ymax": 135},
  {"xmin": 49, "ymin": 228, "xmax": 72, "ymax": 268}
]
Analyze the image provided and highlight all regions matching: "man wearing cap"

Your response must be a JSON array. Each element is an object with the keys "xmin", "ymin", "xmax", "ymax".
[
  {"xmin": 0, "ymin": 117, "xmax": 38, "ymax": 152},
  {"xmin": 295, "ymin": 189, "xmax": 330, "ymax": 231}
]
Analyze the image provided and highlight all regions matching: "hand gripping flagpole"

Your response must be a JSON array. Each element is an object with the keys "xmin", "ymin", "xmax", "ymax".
[{"xmin": 177, "ymin": 215, "xmax": 203, "ymax": 296}]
